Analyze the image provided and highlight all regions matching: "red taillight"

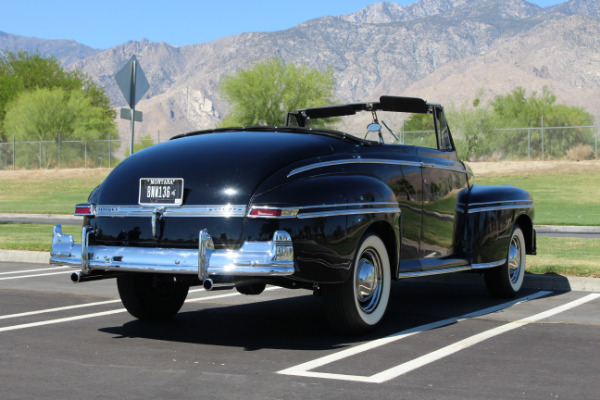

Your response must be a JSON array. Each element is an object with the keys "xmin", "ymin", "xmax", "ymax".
[
  {"xmin": 249, "ymin": 208, "xmax": 282, "ymax": 217},
  {"xmin": 248, "ymin": 206, "xmax": 299, "ymax": 218},
  {"xmin": 74, "ymin": 203, "xmax": 93, "ymax": 216}
]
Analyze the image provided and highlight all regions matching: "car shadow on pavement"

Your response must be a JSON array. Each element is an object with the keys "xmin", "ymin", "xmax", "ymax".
[{"xmin": 98, "ymin": 276, "xmax": 560, "ymax": 351}]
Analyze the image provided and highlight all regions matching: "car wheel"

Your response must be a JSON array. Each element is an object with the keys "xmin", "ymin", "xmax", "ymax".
[
  {"xmin": 484, "ymin": 225, "xmax": 526, "ymax": 298},
  {"xmin": 322, "ymin": 233, "xmax": 391, "ymax": 334},
  {"xmin": 235, "ymin": 282, "xmax": 267, "ymax": 295},
  {"xmin": 117, "ymin": 275, "xmax": 189, "ymax": 320}
]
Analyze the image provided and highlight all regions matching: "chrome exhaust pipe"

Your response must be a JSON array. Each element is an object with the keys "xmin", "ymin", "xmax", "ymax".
[
  {"xmin": 71, "ymin": 271, "xmax": 119, "ymax": 283},
  {"xmin": 203, "ymin": 278, "xmax": 214, "ymax": 291},
  {"xmin": 71, "ymin": 272, "xmax": 82, "ymax": 283}
]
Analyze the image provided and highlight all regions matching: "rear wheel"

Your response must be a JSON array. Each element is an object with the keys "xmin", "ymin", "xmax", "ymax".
[
  {"xmin": 235, "ymin": 281, "xmax": 267, "ymax": 295},
  {"xmin": 484, "ymin": 225, "xmax": 526, "ymax": 298},
  {"xmin": 322, "ymin": 233, "xmax": 391, "ymax": 334},
  {"xmin": 117, "ymin": 275, "xmax": 189, "ymax": 320}
]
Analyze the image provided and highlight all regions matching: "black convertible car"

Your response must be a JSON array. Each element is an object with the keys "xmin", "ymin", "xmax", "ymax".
[{"xmin": 51, "ymin": 96, "xmax": 536, "ymax": 333}]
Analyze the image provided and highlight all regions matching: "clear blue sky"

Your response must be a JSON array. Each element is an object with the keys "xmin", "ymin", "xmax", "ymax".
[{"xmin": 0, "ymin": 0, "xmax": 567, "ymax": 50}]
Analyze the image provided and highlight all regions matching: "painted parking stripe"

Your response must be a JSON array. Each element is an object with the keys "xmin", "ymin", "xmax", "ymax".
[
  {"xmin": 0, "ymin": 299, "xmax": 122, "ymax": 321},
  {"xmin": 0, "ymin": 266, "xmax": 70, "ymax": 275},
  {"xmin": 0, "ymin": 271, "xmax": 73, "ymax": 280},
  {"xmin": 279, "ymin": 292, "xmax": 599, "ymax": 383},
  {"xmin": 0, "ymin": 286, "xmax": 281, "ymax": 333}
]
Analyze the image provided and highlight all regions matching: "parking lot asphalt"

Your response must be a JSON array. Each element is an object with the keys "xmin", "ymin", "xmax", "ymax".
[{"xmin": 1, "ymin": 261, "xmax": 599, "ymax": 399}]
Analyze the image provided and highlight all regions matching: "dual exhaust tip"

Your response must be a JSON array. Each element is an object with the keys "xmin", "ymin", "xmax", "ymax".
[{"xmin": 72, "ymin": 271, "xmax": 217, "ymax": 291}]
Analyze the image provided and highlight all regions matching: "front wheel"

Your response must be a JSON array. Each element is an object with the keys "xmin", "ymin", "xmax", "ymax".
[
  {"xmin": 322, "ymin": 233, "xmax": 391, "ymax": 334},
  {"xmin": 484, "ymin": 225, "xmax": 526, "ymax": 298},
  {"xmin": 117, "ymin": 275, "xmax": 189, "ymax": 320}
]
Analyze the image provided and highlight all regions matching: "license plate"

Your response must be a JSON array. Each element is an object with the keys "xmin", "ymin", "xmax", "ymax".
[{"xmin": 139, "ymin": 178, "xmax": 184, "ymax": 206}]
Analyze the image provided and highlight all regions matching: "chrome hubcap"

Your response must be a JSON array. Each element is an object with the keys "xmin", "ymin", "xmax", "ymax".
[
  {"xmin": 508, "ymin": 235, "xmax": 522, "ymax": 284},
  {"xmin": 355, "ymin": 248, "xmax": 382, "ymax": 313}
]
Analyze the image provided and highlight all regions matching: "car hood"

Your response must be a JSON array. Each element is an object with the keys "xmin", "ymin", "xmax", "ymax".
[{"xmin": 96, "ymin": 130, "xmax": 336, "ymax": 206}]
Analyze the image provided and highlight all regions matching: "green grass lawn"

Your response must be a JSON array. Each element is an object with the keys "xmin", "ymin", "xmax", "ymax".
[
  {"xmin": 476, "ymin": 173, "xmax": 600, "ymax": 226},
  {"xmin": 0, "ymin": 222, "xmax": 81, "ymax": 251},
  {"xmin": 0, "ymin": 169, "xmax": 108, "ymax": 214}
]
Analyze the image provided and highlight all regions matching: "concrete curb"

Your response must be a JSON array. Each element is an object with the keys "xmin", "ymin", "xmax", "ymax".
[
  {"xmin": 1, "ymin": 249, "xmax": 598, "ymax": 293},
  {"xmin": 0, "ymin": 213, "xmax": 80, "ymax": 224},
  {"xmin": 535, "ymin": 225, "xmax": 600, "ymax": 233},
  {"xmin": 0, "ymin": 250, "xmax": 50, "ymax": 264}
]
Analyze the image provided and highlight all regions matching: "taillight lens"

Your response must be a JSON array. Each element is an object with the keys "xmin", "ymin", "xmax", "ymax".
[
  {"xmin": 250, "ymin": 208, "xmax": 282, "ymax": 217},
  {"xmin": 248, "ymin": 206, "xmax": 298, "ymax": 218},
  {"xmin": 74, "ymin": 203, "xmax": 94, "ymax": 216}
]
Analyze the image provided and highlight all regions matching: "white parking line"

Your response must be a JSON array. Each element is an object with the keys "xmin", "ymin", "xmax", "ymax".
[
  {"xmin": 278, "ymin": 292, "xmax": 600, "ymax": 383},
  {"xmin": 0, "ymin": 286, "xmax": 281, "ymax": 333},
  {"xmin": 0, "ymin": 266, "xmax": 70, "ymax": 275},
  {"xmin": 0, "ymin": 299, "xmax": 122, "ymax": 321},
  {"xmin": 0, "ymin": 271, "xmax": 73, "ymax": 280}
]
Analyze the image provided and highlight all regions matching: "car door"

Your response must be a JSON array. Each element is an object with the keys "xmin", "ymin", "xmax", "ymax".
[{"xmin": 418, "ymin": 108, "xmax": 469, "ymax": 270}]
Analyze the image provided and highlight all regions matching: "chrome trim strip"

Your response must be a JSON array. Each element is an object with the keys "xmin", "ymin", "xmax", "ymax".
[
  {"xmin": 397, "ymin": 258, "xmax": 506, "ymax": 278},
  {"xmin": 472, "ymin": 259, "xmax": 506, "ymax": 269},
  {"xmin": 300, "ymin": 201, "xmax": 398, "ymax": 210},
  {"xmin": 92, "ymin": 202, "xmax": 401, "ymax": 220},
  {"xmin": 288, "ymin": 159, "xmax": 422, "ymax": 177},
  {"xmin": 456, "ymin": 200, "xmax": 534, "ymax": 214},
  {"xmin": 398, "ymin": 266, "xmax": 472, "ymax": 279},
  {"xmin": 93, "ymin": 204, "xmax": 248, "ymax": 218},
  {"xmin": 298, "ymin": 207, "xmax": 401, "ymax": 219},
  {"xmin": 50, "ymin": 226, "xmax": 295, "ymax": 278},
  {"xmin": 247, "ymin": 202, "xmax": 400, "ymax": 219},
  {"xmin": 466, "ymin": 204, "xmax": 534, "ymax": 214},
  {"xmin": 469, "ymin": 200, "xmax": 534, "ymax": 207},
  {"xmin": 288, "ymin": 158, "xmax": 468, "ymax": 177}
]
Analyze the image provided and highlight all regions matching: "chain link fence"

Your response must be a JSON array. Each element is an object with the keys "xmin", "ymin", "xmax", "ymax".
[
  {"xmin": 0, "ymin": 137, "xmax": 156, "ymax": 169},
  {"xmin": 1, "ymin": 126, "xmax": 598, "ymax": 169},
  {"xmin": 445, "ymin": 125, "xmax": 599, "ymax": 162}
]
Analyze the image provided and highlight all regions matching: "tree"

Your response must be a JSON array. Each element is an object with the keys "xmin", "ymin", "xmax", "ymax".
[
  {"xmin": 447, "ymin": 87, "xmax": 595, "ymax": 160},
  {"xmin": 490, "ymin": 86, "xmax": 594, "ymax": 159},
  {"xmin": 124, "ymin": 134, "xmax": 155, "ymax": 158},
  {"xmin": 218, "ymin": 58, "xmax": 336, "ymax": 127},
  {"xmin": 0, "ymin": 50, "xmax": 115, "ymax": 138},
  {"xmin": 4, "ymin": 88, "xmax": 116, "ymax": 167}
]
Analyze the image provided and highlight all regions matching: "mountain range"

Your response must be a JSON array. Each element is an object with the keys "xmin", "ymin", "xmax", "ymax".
[{"xmin": 1, "ymin": 0, "xmax": 599, "ymax": 143}]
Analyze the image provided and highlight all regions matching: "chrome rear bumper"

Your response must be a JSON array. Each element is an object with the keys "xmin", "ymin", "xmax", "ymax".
[{"xmin": 50, "ymin": 225, "xmax": 295, "ymax": 282}]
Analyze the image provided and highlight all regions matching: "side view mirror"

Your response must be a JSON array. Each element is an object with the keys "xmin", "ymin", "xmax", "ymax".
[{"xmin": 367, "ymin": 123, "xmax": 381, "ymax": 133}]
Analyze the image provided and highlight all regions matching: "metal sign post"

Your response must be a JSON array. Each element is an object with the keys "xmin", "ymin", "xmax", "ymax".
[{"xmin": 115, "ymin": 55, "xmax": 149, "ymax": 155}]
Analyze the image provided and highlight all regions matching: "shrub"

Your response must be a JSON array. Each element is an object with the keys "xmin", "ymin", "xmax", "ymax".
[{"xmin": 566, "ymin": 144, "xmax": 594, "ymax": 161}]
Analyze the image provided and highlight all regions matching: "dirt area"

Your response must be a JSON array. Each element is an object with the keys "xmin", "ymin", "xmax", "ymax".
[
  {"xmin": 0, "ymin": 168, "xmax": 111, "ymax": 181},
  {"xmin": 1, "ymin": 161, "xmax": 599, "ymax": 180},
  {"xmin": 466, "ymin": 160, "xmax": 600, "ymax": 177}
]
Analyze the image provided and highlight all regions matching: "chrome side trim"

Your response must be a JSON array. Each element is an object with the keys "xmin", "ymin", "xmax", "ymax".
[
  {"xmin": 288, "ymin": 158, "xmax": 467, "ymax": 177},
  {"xmin": 467, "ymin": 204, "xmax": 534, "ymax": 214},
  {"xmin": 247, "ymin": 202, "xmax": 400, "ymax": 219},
  {"xmin": 397, "ymin": 258, "xmax": 506, "ymax": 278},
  {"xmin": 50, "ymin": 225, "xmax": 295, "ymax": 279},
  {"xmin": 471, "ymin": 259, "xmax": 506, "ymax": 269},
  {"xmin": 298, "ymin": 206, "xmax": 400, "ymax": 219},
  {"xmin": 398, "ymin": 265, "xmax": 472, "ymax": 279},
  {"xmin": 91, "ymin": 202, "xmax": 401, "ymax": 219},
  {"xmin": 457, "ymin": 200, "xmax": 535, "ymax": 214},
  {"xmin": 93, "ymin": 204, "xmax": 248, "ymax": 218},
  {"xmin": 288, "ymin": 159, "xmax": 422, "ymax": 177}
]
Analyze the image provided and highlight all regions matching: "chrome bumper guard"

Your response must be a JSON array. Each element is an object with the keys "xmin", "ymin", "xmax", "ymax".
[{"xmin": 50, "ymin": 225, "xmax": 295, "ymax": 281}]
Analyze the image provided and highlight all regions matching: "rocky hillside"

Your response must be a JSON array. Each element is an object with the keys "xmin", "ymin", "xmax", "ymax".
[{"xmin": 1, "ymin": 0, "xmax": 599, "ymax": 142}]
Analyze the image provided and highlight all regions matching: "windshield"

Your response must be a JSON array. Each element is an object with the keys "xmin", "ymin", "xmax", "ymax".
[{"xmin": 306, "ymin": 110, "xmax": 438, "ymax": 147}]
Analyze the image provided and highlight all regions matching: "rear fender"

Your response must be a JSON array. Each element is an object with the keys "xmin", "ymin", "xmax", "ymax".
[
  {"xmin": 246, "ymin": 175, "xmax": 401, "ymax": 283},
  {"xmin": 459, "ymin": 184, "xmax": 535, "ymax": 265}
]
